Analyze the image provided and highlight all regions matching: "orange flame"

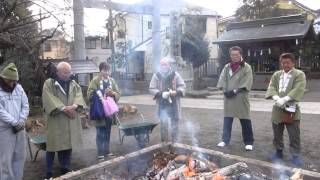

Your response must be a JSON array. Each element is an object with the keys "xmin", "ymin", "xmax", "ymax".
[
  {"xmin": 212, "ymin": 173, "xmax": 225, "ymax": 180},
  {"xmin": 183, "ymin": 158, "xmax": 197, "ymax": 177}
]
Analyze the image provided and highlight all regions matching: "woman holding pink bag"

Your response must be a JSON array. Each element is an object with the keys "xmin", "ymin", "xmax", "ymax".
[{"xmin": 87, "ymin": 62, "xmax": 121, "ymax": 161}]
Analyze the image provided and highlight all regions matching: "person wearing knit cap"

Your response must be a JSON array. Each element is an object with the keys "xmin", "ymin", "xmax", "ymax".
[
  {"xmin": 0, "ymin": 63, "xmax": 30, "ymax": 180},
  {"xmin": 216, "ymin": 46, "xmax": 254, "ymax": 151},
  {"xmin": 149, "ymin": 57, "xmax": 186, "ymax": 142}
]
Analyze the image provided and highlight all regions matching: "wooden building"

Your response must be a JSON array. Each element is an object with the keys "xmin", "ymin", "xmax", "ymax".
[{"xmin": 214, "ymin": 14, "xmax": 318, "ymax": 90}]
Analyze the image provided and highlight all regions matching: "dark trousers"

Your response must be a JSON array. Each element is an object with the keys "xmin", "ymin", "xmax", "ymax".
[
  {"xmin": 96, "ymin": 117, "xmax": 113, "ymax": 156},
  {"xmin": 222, "ymin": 117, "xmax": 254, "ymax": 145},
  {"xmin": 46, "ymin": 149, "xmax": 72, "ymax": 174},
  {"xmin": 272, "ymin": 121, "xmax": 300, "ymax": 155}
]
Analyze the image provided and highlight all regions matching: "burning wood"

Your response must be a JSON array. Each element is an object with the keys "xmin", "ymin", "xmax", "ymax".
[
  {"xmin": 146, "ymin": 152, "xmax": 177, "ymax": 179},
  {"xmin": 145, "ymin": 152, "xmax": 272, "ymax": 180},
  {"xmin": 290, "ymin": 169, "xmax": 303, "ymax": 180},
  {"xmin": 217, "ymin": 162, "xmax": 248, "ymax": 177},
  {"xmin": 146, "ymin": 153, "xmax": 219, "ymax": 179},
  {"xmin": 183, "ymin": 157, "xmax": 197, "ymax": 177}
]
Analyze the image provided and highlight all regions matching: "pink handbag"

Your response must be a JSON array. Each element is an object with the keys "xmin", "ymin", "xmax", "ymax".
[{"xmin": 102, "ymin": 97, "xmax": 119, "ymax": 117}]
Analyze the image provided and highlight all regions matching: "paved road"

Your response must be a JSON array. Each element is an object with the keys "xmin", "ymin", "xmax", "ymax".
[{"xmin": 119, "ymin": 94, "xmax": 320, "ymax": 114}]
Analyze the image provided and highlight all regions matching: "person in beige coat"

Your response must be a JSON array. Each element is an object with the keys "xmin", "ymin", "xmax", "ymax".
[
  {"xmin": 87, "ymin": 62, "xmax": 121, "ymax": 161},
  {"xmin": 216, "ymin": 46, "xmax": 254, "ymax": 151},
  {"xmin": 42, "ymin": 62, "xmax": 86, "ymax": 178},
  {"xmin": 265, "ymin": 53, "xmax": 306, "ymax": 167}
]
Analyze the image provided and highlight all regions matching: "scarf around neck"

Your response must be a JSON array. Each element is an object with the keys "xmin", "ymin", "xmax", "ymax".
[{"xmin": 230, "ymin": 61, "xmax": 242, "ymax": 73}]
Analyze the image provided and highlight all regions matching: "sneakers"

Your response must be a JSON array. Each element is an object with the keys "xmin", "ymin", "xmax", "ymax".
[
  {"xmin": 245, "ymin": 145, "xmax": 253, "ymax": 151},
  {"xmin": 97, "ymin": 155, "xmax": 105, "ymax": 162},
  {"xmin": 217, "ymin": 142, "xmax": 226, "ymax": 147},
  {"xmin": 291, "ymin": 155, "xmax": 303, "ymax": 167},
  {"xmin": 217, "ymin": 142, "xmax": 253, "ymax": 151},
  {"xmin": 107, "ymin": 152, "xmax": 115, "ymax": 157}
]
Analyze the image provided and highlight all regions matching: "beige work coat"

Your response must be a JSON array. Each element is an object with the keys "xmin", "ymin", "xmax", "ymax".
[
  {"xmin": 217, "ymin": 62, "xmax": 253, "ymax": 119},
  {"xmin": 42, "ymin": 78, "xmax": 86, "ymax": 152},
  {"xmin": 87, "ymin": 75, "xmax": 121, "ymax": 126},
  {"xmin": 265, "ymin": 68, "xmax": 306, "ymax": 124}
]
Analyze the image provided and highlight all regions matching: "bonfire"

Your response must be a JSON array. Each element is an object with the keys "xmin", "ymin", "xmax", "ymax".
[{"xmin": 144, "ymin": 151, "xmax": 302, "ymax": 180}]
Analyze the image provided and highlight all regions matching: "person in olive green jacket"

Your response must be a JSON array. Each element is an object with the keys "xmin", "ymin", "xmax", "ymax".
[
  {"xmin": 87, "ymin": 62, "xmax": 120, "ymax": 161},
  {"xmin": 216, "ymin": 46, "xmax": 254, "ymax": 151},
  {"xmin": 42, "ymin": 62, "xmax": 86, "ymax": 178},
  {"xmin": 265, "ymin": 53, "xmax": 306, "ymax": 167}
]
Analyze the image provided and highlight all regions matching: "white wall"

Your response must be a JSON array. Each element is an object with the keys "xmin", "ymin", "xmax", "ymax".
[
  {"xmin": 205, "ymin": 17, "xmax": 219, "ymax": 59},
  {"xmin": 123, "ymin": 14, "xmax": 170, "ymax": 47},
  {"xmin": 85, "ymin": 39, "xmax": 111, "ymax": 64}
]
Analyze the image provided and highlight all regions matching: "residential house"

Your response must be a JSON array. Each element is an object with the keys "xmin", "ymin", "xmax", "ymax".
[
  {"xmin": 85, "ymin": 36, "xmax": 112, "ymax": 64},
  {"xmin": 276, "ymin": 0, "xmax": 318, "ymax": 20},
  {"xmin": 113, "ymin": 0, "xmax": 220, "ymax": 82},
  {"xmin": 218, "ymin": 0, "xmax": 319, "ymax": 36},
  {"xmin": 41, "ymin": 30, "xmax": 70, "ymax": 60}
]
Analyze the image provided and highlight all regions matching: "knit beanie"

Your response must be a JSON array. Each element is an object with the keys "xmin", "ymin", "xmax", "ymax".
[{"xmin": 0, "ymin": 63, "xmax": 19, "ymax": 81}]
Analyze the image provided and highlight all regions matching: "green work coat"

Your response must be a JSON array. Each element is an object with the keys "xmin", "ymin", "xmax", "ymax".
[
  {"xmin": 42, "ymin": 78, "xmax": 86, "ymax": 152},
  {"xmin": 217, "ymin": 62, "xmax": 253, "ymax": 119},
  {"xmin": 265, "ymin": 68, "xmax": 306, "ymax": 124},
  {"xmin": 87, "ymin": 75, "xmax": 121, "ymax": 126}
]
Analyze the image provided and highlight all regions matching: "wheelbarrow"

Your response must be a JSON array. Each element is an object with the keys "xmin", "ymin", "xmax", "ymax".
[
  {"xmin": 115, "ymin": 113, "xmax": 157, "ymax": 148},
  {"xmin": 27, "ymin": 134, "xmax": 46, "ymax": 162}
]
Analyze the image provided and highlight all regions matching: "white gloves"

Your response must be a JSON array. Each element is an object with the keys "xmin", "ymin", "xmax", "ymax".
[
  {"xmin": 276, "ymin": 98, "xmax": 286, "ymax": 107},
  {"xmin": 162, "ymin": 91, "xmax": 170, "ymax": 99},
  {"xmin": 275, "ymin": 96, "xmax": 291, "ymax": 108},
  {"xmin": 272, "ymin": 95, "xmax": 280, "ymax": 101}
]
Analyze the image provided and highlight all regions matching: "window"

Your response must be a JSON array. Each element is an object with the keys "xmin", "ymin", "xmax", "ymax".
[
  {"xmin": 148, "ymin": 21, "xmax": 152, "ymax": 29},
  {"xmin": 85, "ymin": 39, "xmax": 96, "ymax": 49},
  {"xmin": 117, "ymin": 30, "xmax": 125, "ymax": 39},
  {"xmin": 165, "ymin": 26, "xmax": 170, "ymax": 39},
  {"xmin": 44, "ymin": 42, "xmax": 51, "ymax": 52},
  {"xmin": 101, "ymin": 37, "xmax": 110, "ymax": 49}
]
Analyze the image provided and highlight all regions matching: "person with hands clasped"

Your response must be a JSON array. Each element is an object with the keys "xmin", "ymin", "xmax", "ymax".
[
  {"xmin": 265, "ymin": 53, "xmax": 306, "ymax": 167},
  {"xmin": 0, "ymin": 63, "xmax": 29, "ymax": 180},
  {"xmin": 149, "ymin": 57, "xmax": 186, "ymax": 142},
  {"xmin": 216, "ymin": 46, "xmax": 254, "ymax": 151},
  {"xmin": 42, "ymin": 62, "xmax": 86, "ymax": 179}
]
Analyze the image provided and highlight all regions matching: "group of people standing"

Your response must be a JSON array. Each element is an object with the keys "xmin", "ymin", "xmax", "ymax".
[
  {"xmin": 216, "ymin": 46, "xmax": 306, "ymax": 168},
  {"xmin": 0, "ymin": 45, "xmax": 306, "ymax": 179}
]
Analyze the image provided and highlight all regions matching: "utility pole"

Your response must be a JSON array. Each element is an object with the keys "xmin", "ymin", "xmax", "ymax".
[
  {"xmin": 73, "ymin": 0, "xmax": 87, "ymax": 85},
  {"xmin": 170, "ymin": 11, "xmax": 182, "ymax": 67},
  {"xmin": 106, "ymin": 0, "xmax": 117, "ymax": 72},
  {"xmin": 73, "ymin": 0, "xmax": 86, "ymax": 60},
  {"xmin": 39, "ymin": 9, "xmax": 45, "ymax": 60},
  {"xmin": 152, "ymin": 0, "xmax": 161, "ymax": 72}
]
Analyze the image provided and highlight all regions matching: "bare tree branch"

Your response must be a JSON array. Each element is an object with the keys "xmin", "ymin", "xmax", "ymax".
[
  {"xmin": 4, "ymin": 16, "xmax": 49, "ymax": 32},
  {"xmin": 1, "ymin": 0, "xmax": 18, "ymax": 26}
]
